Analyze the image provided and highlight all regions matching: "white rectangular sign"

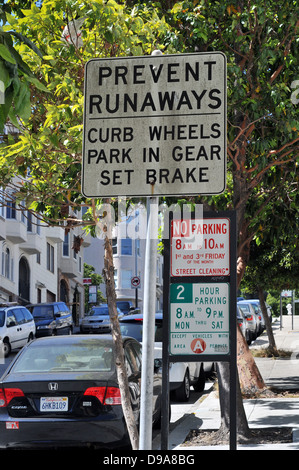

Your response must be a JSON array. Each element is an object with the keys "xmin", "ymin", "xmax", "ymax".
[
  {"xmin": 170, "ymin": 282, "xmax": 229, "ymax": 355},
  {"xmin": 170, "ymin": 218, "xmax": 230, "ymax": 276},
  {"xmin": 82, "ymin": 52, "xmax": 226, "ymax": 197}
]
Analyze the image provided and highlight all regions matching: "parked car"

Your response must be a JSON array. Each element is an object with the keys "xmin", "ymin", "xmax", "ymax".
[
  {"xmin": 238, "ymin": 300, "xmax": 263, "ymax": 336},
  {"xmin": 241, "ymin": 300, "xmax": 265, "ymax": 333},
  {"xmin": 237, "ymin": 305, "xmax": 251, "ymax": 344},
  {"xmin": 0, "ymin": 334, "xmax": 162, "ymax": 449},
  {"xmin": 80, "ymin": 304, "xmax": 123, "ymax": 333},
  {"xmin": 0, "ymin": 304, "xmax": 36, "ymax": 357},
  {"xmin": 245, "ymin": 299, "xmax": 272, "ymax": 325},
  {"xmin": 119, "ymin": 312, "xmax": 213, "ymax": 402},
  {"xmin": 27, "ymin": 302, "xmax": 73, "ymax": 337},
  {"xmin": 237, "ymin": 301, "xmax": 258, "ymax": 344},
  {"xmin": 116, "ymin": 300, "xmax": 134, "ymax": 315}
]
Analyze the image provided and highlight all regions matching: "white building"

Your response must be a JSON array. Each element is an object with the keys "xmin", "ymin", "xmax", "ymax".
[
  {"xmin": 84, "ymin": 203, "xmax": 164, "ymax": 312},
  {"xmin": 0, "ymin": 192, "xmax": 90, "ymax": 323}
]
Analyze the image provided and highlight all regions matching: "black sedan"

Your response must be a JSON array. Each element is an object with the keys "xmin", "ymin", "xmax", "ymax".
[{"xmin": 0, "ymin": 335, "xmax": 162, "ymax": 449}]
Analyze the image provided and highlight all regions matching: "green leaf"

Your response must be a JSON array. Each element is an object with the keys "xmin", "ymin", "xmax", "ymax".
[
  {"xmin": 0, "ymin": 44, "xmax": 16, "ymax": 64},
  {"xmin": 26, "ymin": 76, "xmax": 49, "ymax": 93}
]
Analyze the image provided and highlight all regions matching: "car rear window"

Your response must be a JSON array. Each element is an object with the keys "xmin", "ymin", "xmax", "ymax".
[
  {"xmin": 120, "ymin": 320, "xmax": 163, "ymax": 342},
  {"xmin": 12, "ymin": 342, "xmax": 114, "ymax": 373},
  {"xmin": 87, "ymin": 307, "xmax": 109, "ymax": 316},
  {"xmin": 31, "ymin": 305, "xmax": 54, "ymax": 319}
]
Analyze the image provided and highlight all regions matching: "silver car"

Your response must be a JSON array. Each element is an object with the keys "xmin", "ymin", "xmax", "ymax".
[
  {"xmin": 80, "ymin": 304, "xmax": 123, "ymax": 333},
  {"xmin": 237, "ymin": 302, "xmax": 258, "ymax": 344}
]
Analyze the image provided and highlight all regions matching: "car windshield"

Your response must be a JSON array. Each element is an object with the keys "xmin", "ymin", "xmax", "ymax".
[
  {"xmin": 31, "ymin": 306, "xmax": 54, "ymax": 319},
  {"xmin": 0, "ymin": 310, "xmax": 5, "ymax": 327},
  {"xmin": 86, "ymin": 307, "xmax": 109, "ymax": 316},
  {"xmin": 120, "ymin": 320, "xmax": 163, "ymax": 342},
  {"xmin": 12, "ymin": 339, "xmax": 114, "ymax": 373}
]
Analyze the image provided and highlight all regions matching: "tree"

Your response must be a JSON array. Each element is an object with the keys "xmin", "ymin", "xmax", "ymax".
[
  {"xmin": 1, "ymin": 0, "xmax": 298, "ymax": 445},
  {"xmin": 83, "ymin": 263, "xmax": 105, "ymax": 311},
  {"xmin": 164, "ymin": 0, "xmax": 299, "ymax": 441},
  {"xmin": 0, "ymin": 0, "xmax": 172, "ymax": 450}
]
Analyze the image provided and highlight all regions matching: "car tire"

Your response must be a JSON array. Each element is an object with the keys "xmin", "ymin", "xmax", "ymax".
[
  {"xmin": 175, "ymin": 369, "xmax": 190, "ymax": 402},
  {"xmin": 3, "ymin": 339, "xmax": 11, "ymax": 358},
  {"xmin": 27, "ymin": 333, "xmax": 34, "ymax": 343},
  {"xmin": 193, "ymin": 364, "xmax": 206, "ymax": 392}
]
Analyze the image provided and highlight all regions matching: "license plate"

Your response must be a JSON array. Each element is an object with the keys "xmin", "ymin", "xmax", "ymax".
[{"xmin": 40, "ymin": 397, "xmax": 68, "ymax": 412}]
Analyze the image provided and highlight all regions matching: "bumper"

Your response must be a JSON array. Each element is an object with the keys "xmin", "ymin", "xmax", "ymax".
[
  {"xmin": 0, "ymin": 415, "xmax": 130, "ymax": 449},
  {"xmin": 35, "ymin": 329, "xmax": 54, "ymax": 338},
  {"xmin": 80, "ymin": 325, "xmax": 111, "ymax": 334}
]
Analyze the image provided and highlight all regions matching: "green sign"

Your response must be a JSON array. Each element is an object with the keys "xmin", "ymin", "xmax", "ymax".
[{"xmin": 169, "ymin": 282, "xmax": 229, "ymax": 355}]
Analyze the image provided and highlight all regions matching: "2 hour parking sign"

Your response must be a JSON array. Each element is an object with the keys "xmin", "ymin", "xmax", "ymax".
[{"xmin": 170, "ymin": 282, "xmax": 230, "ymax": 355}]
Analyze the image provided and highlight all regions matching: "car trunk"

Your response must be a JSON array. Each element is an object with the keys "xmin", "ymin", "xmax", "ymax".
[{"xmin": 0, "ymin": 371, "xmax": 118, "ymax": 419}]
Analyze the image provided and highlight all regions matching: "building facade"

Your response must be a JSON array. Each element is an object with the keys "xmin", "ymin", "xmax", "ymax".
[
  {"xmin": 0, "ymin": 194, "xmax": 90, "ymax": 323},
  {"xmin": 84, "ymin": 205, "xmax": 163, "ymax": 312}
]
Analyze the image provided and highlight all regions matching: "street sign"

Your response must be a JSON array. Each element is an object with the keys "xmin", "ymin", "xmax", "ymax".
[
  {"xmin": 131, "ymin": 276, "xmax": 141, "ymax": 288},
  {"xmin": 169, "ymin": 282, "xmax": 229, "ymax": 355},
  {"xmin": 82, "ymin": 52, "xmax": 227, "ymax": 197},
  {"xmin": 161, "ymin": 210, "xmax": 237, "ymax": 450},
  {"xmin": 170, "ymin": 217, "xmax": 230, "ymax": 276}
]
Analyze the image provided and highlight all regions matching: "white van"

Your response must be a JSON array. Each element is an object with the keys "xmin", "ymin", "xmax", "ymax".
[{"xmin": 0, "ymin": 304, "xmax": 36, "ymax": 357}]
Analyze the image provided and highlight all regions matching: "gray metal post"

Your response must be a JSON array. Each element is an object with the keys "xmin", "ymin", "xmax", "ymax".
[{"xmin": 139, "ymin": 196, "xmax": 158, "ymax": 450}]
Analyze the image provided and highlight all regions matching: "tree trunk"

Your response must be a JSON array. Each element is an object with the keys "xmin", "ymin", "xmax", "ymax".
[
  {"xmin": 102, "ymin": 202, "xmax": 139, "ymax": 450},
  {"xmin": 216, "ymin": 234, "xmax": 266, "ymax": 442},
  {"xmin": 237, "ymin": 324, "xmax": 266, "ymax": 395},
  {"xmin": 216, "ymin": 362, "xmax": 251, "ymax": 442},
  {"xmin": 258, "ymin": 286, "xmax": 278, "ymax": 356}
]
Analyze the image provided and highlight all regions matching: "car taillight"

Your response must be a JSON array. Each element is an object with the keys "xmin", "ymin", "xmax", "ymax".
[
  {"xmin": 247, "ymin": 315, "xmax": 253, "ymax": 321},
  {"xmin": 104, "ymin": 387, "xmax": 121, "ymax": 405},
  {"xmin": 0, "ymin": 389, "xmax": 5, "ymax": 407},
  {"xmin": 0, "ymin": 388, "xmax": 24, "ymax": 407},
  {"xmin": 84, "ymin": 386, "xmax": 121, "ymax": 405}
]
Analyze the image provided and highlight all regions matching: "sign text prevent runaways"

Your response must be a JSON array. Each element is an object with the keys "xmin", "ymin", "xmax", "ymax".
[{"xmin": 82, "ymin": 53, "xmax": 227, "ymax": 198}]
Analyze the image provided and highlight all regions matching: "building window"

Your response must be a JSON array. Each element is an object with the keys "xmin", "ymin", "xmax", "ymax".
[
  {"xmin": 5, "ymin": 247, "xmax": 10, "ymax": 278},
  {"xmin": 27, "ymin": 211, "xmax": 33, "ymax": 232},
  {"xmin": 73, "ymin": 236, "xmax": 77, "ymax": 260},
  {"xmin": 121, "ymin": 269, "xmax": 132, "ymax": 289},
  {"xmin": 112, "ymin": 237, "xmax": 117, "ymax": 255},
  {"xmin": 1, "ymin": 246, "xmax": 13, "ymax": 280},
  {"xmin": 121, "ymin": 238, "xmax": 132, "ymax": 255},
  {"xmin": 63, "ymin": 232, "xmax": 70, "ymax": 257},
  {"xmin": 6, "ymin": 201, "xmax": 16, "ymax": 219},
  {"xmin": 47, "ymin": 242, "xmax": 54, "ymax": 273}
]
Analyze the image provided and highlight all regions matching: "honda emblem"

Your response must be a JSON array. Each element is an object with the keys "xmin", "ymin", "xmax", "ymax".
[{"xmin": 48, "ymin": 382, "xmax": 58, "ymax": 391}]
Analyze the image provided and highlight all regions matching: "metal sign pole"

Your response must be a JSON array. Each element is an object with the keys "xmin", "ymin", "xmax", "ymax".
[{"xmin": 139, "ymin": 196, "xmax": 158, "ymax": 450}]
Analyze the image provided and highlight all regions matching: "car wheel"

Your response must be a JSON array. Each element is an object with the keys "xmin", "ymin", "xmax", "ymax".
[
  {"xmin": 193, "ymin": 364, "xmax": 206, "ymax": 392},
  {"xmin": 3, "ymin": 339, "xmax": 11, "ymax": 358},
  {"xmin": 27, "ymin": 333, "xmax": 34, "ymax": 343},
  {"xmin": 175, "ymin": 369, "xmax": 190, "ymax": 402}
]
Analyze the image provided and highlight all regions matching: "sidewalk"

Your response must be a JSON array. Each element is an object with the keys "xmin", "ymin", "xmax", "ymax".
[{"xmin": 167, "ymin": 315, "xmax": 299, "ymax": 450}]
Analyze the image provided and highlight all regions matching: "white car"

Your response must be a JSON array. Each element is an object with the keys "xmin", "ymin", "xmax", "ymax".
[
  {"xmin": 0, "ymin": 303, "xmax": 36, "ymax": 357},
  {"xmin": 119, "ymin": 312, "xmax": 213, "ymax": 402}
]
